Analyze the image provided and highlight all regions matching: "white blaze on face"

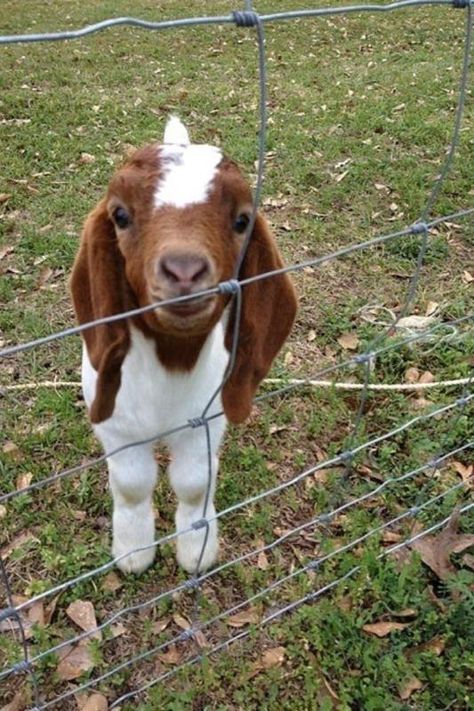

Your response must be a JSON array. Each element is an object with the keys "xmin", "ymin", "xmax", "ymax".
[{"xmin": 155, "ymin": 116, "xmax": 222, "ymax": 209}]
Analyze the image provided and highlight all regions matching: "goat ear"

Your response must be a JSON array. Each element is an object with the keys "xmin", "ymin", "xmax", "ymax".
[
  {"xmin": 70, "ymin": 200, "xmax": 132, "ymax": 424},
  {"xmin": 164, "ymin": 115, "xmax": 190, "ymax": 145},
  {"xmin": 222, "ymin": 213, "xmax": 297, "ymax": 424}
]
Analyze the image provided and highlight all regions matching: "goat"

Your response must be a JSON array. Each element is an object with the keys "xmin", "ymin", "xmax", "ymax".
[{"xmin": 70, "ymin": 116, "xmax": 297, "ymax": 575}]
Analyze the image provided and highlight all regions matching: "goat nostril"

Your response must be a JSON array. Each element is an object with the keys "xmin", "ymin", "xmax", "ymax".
[{"xmin": 159, "ymin": 255, "xmax": 210, "ymax": 286}]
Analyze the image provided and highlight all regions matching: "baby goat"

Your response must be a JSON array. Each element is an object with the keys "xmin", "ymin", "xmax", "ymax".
[{"xmin": 70, "ymin": 117, "xmax": 297, "ymax": 575}]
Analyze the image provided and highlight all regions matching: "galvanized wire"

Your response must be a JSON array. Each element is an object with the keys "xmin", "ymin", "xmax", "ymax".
[{"xmin": 0, "ymin": 1, "xmax": 473, "ymax": 709}]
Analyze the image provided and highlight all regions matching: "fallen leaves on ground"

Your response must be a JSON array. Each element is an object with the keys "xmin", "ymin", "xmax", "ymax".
[
  {"xmin": 399, "ymin": 676, "xmax": 423, "ymax": 700},
  {"xmin": 407, "ymin": 636, "xmax": 446, "ymax": 659},
  {"xmin": 227, "ymin": 607, "xmax": 260, "ymax": 628},
  {"xmin": 81, "ymin": 694, "xmax": 108, "ymax": 711},
  {"xmin": 157, "ymin": 644, "xmax": 181, "ymax": 665},
  {"xmin": 66, "ymin": 600, "xmax": 101, "ymax": 640},
  {"xmin": 250, "ymin": 646, "xmax": 286, "ymax": 677},
  {"xmin": 362, "ymin": 621, "xmax": 410, "ymax": 637},
  {"xmin": 452, "ymin": 461, "xmax": 473, "ymax": 488},
  {"xmin": 409, "ymin": 509, "xmax": 474, "ymax": 581},
  {"xmin": 101, "ymin": 572, "xmax": 122, "ymax": 593},
  {"xmin": 337, "ymin": 333, "xmax": 359, "ymax": 351},
  {"xmin": 56, "ymin": 643, "xmax": 95, "ymax": 681}
]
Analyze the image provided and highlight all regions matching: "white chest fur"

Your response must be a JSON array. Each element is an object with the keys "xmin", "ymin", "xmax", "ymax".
[{"xmin": 81, "ymin": 321, "xmax": 229, "ymax": 445}]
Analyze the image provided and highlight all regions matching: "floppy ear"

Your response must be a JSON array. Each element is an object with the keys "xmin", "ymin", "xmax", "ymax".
[
  {"xmin": 70, "ymin": 200, "xmax": 132, "ymax": 424},
  {"xmin": 222, "ymin": 213, "xmax": 297, "ymax": 424}
]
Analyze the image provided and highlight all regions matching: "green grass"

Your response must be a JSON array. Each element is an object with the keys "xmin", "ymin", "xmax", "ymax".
[{"xmin": 1, "ymin": 1, "xmax": 473, "ymax": 709}]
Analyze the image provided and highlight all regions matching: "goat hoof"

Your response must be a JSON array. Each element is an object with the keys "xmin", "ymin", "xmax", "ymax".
[
  {"xmin": 176, "ymin": 535, "xmax": 218, "ymax": 574},
  {"xmin": 113, "ymin": 543, "xmax": 156, "ymax": 575}
]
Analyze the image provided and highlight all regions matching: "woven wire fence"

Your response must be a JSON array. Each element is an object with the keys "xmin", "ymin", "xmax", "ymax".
[{"xmin": 1, "ymin": 2, "xmax": 473, "ymax": 709}]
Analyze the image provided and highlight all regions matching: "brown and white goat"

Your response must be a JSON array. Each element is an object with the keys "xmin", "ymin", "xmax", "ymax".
[{"xmin": 70, "ymin": 116, "xmax": 297, "ymax": 575}]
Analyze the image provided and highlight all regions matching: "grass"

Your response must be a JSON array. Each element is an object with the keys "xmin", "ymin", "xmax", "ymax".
[{"xmin": 1, "ymin": 0, "xmax": 473, "ymax": 709}]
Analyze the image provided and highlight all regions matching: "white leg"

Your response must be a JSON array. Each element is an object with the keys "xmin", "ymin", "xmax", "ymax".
[
  {"xmin": 105, "ymin": 443, "xmax": 157, "ymax": 574},
  {"xmin": 166, "ymin": 420, "xmax": 225, "ymax": 574}
]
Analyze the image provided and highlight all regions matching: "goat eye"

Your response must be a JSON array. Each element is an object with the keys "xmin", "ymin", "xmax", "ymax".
[
  {"xmin": 112, "ymin": 206, "xmax": 131, "ymax": 229},
  {"xmin": 233, "ymin": 213, "xmax": 250, "ymax": 234}
]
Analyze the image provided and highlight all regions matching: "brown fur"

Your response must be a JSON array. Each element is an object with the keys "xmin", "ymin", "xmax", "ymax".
[{"xmin": 70, "ymin": 145, "xmax": 297, "ymax": 424}]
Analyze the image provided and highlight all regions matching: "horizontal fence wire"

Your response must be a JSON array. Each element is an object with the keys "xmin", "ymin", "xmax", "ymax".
[{"xmin": 1, "ymin": 1, "xmax": 473, "ymax": 709}]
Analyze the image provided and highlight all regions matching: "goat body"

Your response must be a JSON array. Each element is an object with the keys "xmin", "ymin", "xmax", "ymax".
[{"xmin": 71, "ymin": 116, "xmax": 297, "ymax": 574}]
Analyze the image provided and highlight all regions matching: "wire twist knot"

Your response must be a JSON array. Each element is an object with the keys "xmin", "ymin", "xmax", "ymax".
[
  {"xmin": 12, "ymin": 659, "xmax": 31, "ymax": 674},
  {"xmin": 353, "ymin": 353, "xmax": 373, "ymax": 365},
  {"xmin": 0, "ymin": 606, "xmax": 17, "ymax": 622},
  {"xmin": 218, "ymin": 279, "xmax": 241, "ymax": 295},
  {"xmin": 232, "ymin": 10, "xmax": 259, "ymax": 27},
  {"xmin": 191, "ymin": 518, "xmax": 208, "ymax": 531},
  {"xmin": 456, "ymin": 395, "xmax": 470, "ymax": 406},
  {"xmin": 410, "ymin": 221, "xmax": 428, "ymax": 235},
  {"xmin": 188, "ymin": 416, "xmax": 206, "ymax": 429},
  {"xmin": 408, "ymin": 506, "xmax": 421, "ymax": 517},
  {"xmin": 184, "ymin": 577, "xmax": 200, "ymax": 591}
]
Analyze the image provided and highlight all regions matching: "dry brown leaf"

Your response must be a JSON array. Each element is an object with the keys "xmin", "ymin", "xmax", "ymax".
[
  {"xmin": 81, "ymin": 694, "xmax": 108, "ymax": 711},
  {"xmin": 0, "ymin": 505, "xmax": 6, "ymax": 520},
  {"xmin": 66, "ymin": 600, "xmax": 101, "ymax": 640},
  {"xmin": 462, "ymin": 269, "xmax": 473, "ymax": 284},
  {"xmin": 0, "ymin": 193, "xmax": 12, "ymax": 204},
  {"xmin": 425, "ymin": 301, "xmax": 439, "ymax": 317},
  {"xmin": 362, "ymin": 621, "xmax": 410, "ymax": 637},
  {"xmin": 79, "ymin": 153, "xmax": 96, "ymax": 164},
  {"xmin": 194, "ymin": 629, "xmax": 210, "ymax": 649},
  {"xmin": 152, "ymin": 617, "xmax": 171, "ymax": 635},
  {"xmin": 418, "ymin": 371, "xmax": 434, "ymax": 384},
  {"xmin": 57, "ymin": 642, "xmax": 95, "ymax": 681},
  {"xmin": 1, "ymin": 690, "xmax": 25, "ymax": 711},
  {"xmin": 28, "ymin": 600, "xmax": 45, "ymax": 627},
  {"xmin": 157, "ymin": 644, "xmax": 181, "ymax": 665},
  {"xmin": 337, "ymin": 333, "xmax": 359, "ymax": 351},
  {"xmin": 452, "ymin": 461, "xmax": 473, "ymax": 487},
  {"xmin": 404, "ymin": 367, "xmax": 420, "ymax": 383},
  {"xmin": 16, "ymin": 472, "xmax": 33, "ymax": 491},
  {"xmin": 44, "ymin": 596, "xmax": 60, "ymax": 626},
  {"xmin": 3, "ymin": 441, "xmax": 20, "ymax": 459},
  {"xmin": 173, "ymin": 613, "xmax": 191, "ymax": 630},
  {"xmin": 393, "ymin": 608, "xmax": 417, "ymax": 619},
  {"xmin": 410, "ymin": 509, "xmax": 474, "ymax": 580},
  {"xmin": 382, "ymin": 531, "xmax": 402, "ymax": 544},
  {"xmin": 408, "ymin": 636, "xmax": 446, "ymax": 658},
  {"xmin": 260, "ymin": 646, "xmax": 286, "ymax": 668},
  {"xmin": 307, "ymin": 329, "xmax": 317, "ymax": 342},
  {"xmin": 257, "ymin": 550, "xmax": 269, "ymax": 570},
  {"xmin": 101, "ymin": 572, "xmax": 122, "ymax": 593},
  {"xmin": 109, "ymin": 622, "xmax": 127, "ymax": 639},
  {"xmin": 399, "ymin": 676, "xmax": 423, "ymax": 700},
  {"xmin": 227, "ymin": 607, "xmax": 260, "ymax": 628}
]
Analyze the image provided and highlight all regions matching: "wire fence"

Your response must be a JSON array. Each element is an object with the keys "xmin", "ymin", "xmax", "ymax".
[{"xmin": 1, "ymin": 2, "xmax": 473, "ymax": 709}]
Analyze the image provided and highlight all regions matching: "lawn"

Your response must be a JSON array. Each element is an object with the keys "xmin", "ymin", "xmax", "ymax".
[{"xmin": 0, "ymin": 1, "xmax": 473, "ymax": 710}]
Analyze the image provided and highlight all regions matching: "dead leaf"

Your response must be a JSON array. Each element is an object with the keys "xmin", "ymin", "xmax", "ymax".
[
  {"xmin": 28, "ymin": 600, "xmax": 45, "ymax": 627},
  {"xmin": 257, "ymin": 550, "xmax": 269, "ymax": 570},
  {"xmin": 452, "ymin": 461, "xmax": 473, "ymax": 488},
  {"xmin": 193, "ymin": 628, "xmax": 210, "ymax": 649},
  {"xmin": 0, "ymin": 193, "xmax": 12, "ymax": 204},
  {"xmin": 2, "ymin": 441, "xmax": 20, "ymax": 459},
  {"xmin": 249, "ymin": 646, "xmax": 286, "ymax": 677},
  {"xmin": 81, "ymin": 694, "xmax": 108, "ymax": 711},
  {"xmin": 1, "ymin": 690, "xmax": 25, "ymax": 711},
  {"xmin": 337, "ymin": 333, "xmax": 359, "ymax": 351},
  {"xmin": 57, "ymin": 642, "xmax": 95, "ymax": 681},
  {"xmin": 152, "ymin": 617, "xmax": 171, "ymax": 635},
  {"xmin": 0, "ymin": 505, "xmax": 6, "ymax": 520},
  {"xmin": 462, "ymin": 270, "xmax": 473, "ymax": 284},
  {"xmin": 284, "ymin": 349, "xmax": 293, "ymax": 366},
  {"xmin": 101, "ymin": 572, "xmax": 122, "ymax": 593},
  {"xmin": 173, "ymin": 613, "xmax": 190, "ymax": 630},
  {"xmin": 362, "ymin": 621, "xmax": 410, "ymax": 637},
  {"xmin": 335, "ymin": 169, "xmax": 349, "ymax": 183},
  {"xmin": 109, "ymin": 622, "xmax": 126, "ymax": 639},
  {"xmin": 393, "ymin": 608, "xmax": 417, "ymax": 619},
  {"xmin": 66, "ymin": 600, "xmax": 101, "ymax": 640},
  {"xmin": 227, "ymin": 607, "xmax": 260, "ymax": 628},
  {"xmin": 399, "ymin": 676, "xmax": 423, "ymax": 700},
  {"xmin": 307, "ymin": 329, "xmax": 317, "ymax": 342},
  {"xmin": 157, "ymin": 644, "xmax": 181, "ymax": 665},
  {"xmin": 418, "ymin": 371, "xmax": 434, "ymax": 384},
  {"xmin": 404, "ymin": 367, "xmax": 420, "ymax": 384},
  {"xmin": 410, "ymin": 509, "xmax": 474, "ymax": 580},
  {"xmin": 16, "ymin": 472, "xmax": 33, "ymax": 491},
  {"xmin": 408, "ymin": 636, "xmax": 446, "ymax": 658},
  {"xmin": 44, "ymin": 596, "xmax": 60, "ymax": 625}
]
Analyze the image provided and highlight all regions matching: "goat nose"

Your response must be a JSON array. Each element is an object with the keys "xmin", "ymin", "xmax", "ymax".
[{"xmin": 159, "ymin": 254, "xmax": 210, "ymax": 287}]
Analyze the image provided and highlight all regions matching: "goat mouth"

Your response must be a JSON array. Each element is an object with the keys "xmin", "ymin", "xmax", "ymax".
[{"xmin": 152, "ymin": 294, "xmax": 215, "ymax": 318}]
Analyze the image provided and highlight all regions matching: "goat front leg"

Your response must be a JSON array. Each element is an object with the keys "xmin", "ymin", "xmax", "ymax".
[
  {"xmin": 103, "ymin": 443, "xmax": 157, "ymax": 575},
  {"xmin": 166, "ymin": 421, "xmax": 225, "ymax": 574}
]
